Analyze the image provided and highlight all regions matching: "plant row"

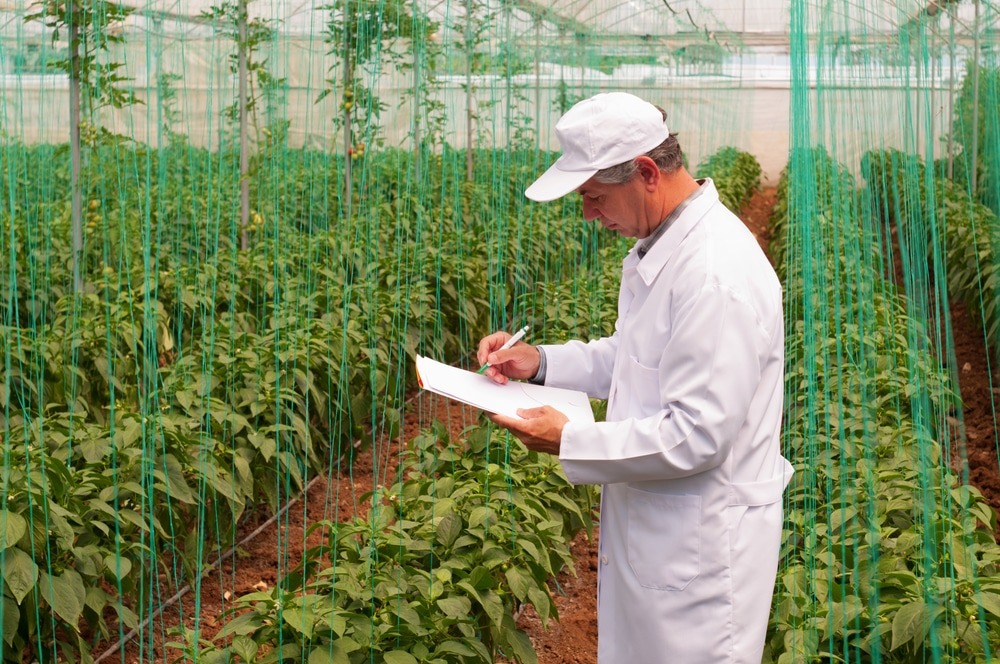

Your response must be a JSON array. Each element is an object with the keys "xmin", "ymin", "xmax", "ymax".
[
  {"xmin": 862, "ymin": 148, "xmax": 1000, "ymax": 358},
  {"xmin": 0, "ymin": 142, "xmax": 627, "ymax": 661},
  {"xmin": 694, "ymin": 146, "xmax": 763, "ymax": 212},
  {"xmin": 934, "ymin": 60, "xmax": 1000, "ymax": 218},
  {"xmin": 171, "ymin": 424, "xmax": 596, "ymax": 664},
  {"xmin": 766, "ymin": 147, "xmax": 1000, "ymax": 663},
  {"xmin": 0, "ymin": 141, "xmax": 759, "ymax": 661},
  {"xmin": 169, "ymin": 143, "xmax": 766, "ymax": 662}
]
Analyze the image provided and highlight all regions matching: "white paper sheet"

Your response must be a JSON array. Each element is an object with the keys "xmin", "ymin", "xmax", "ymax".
[{"xmin": 415, "ymin": 355, "xmax": 595, "ymax": 424}]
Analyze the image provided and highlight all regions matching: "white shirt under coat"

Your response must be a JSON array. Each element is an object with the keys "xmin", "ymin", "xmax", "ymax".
[{"xmin": 540, "ymin": 179, "xmax": 794, "ymax": 663}]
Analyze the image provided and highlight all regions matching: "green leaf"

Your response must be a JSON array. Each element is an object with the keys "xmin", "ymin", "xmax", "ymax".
[
  {"xmin": 231, "ymin": 635, "xmax": 259, "ymax": 662},
  {"xmin": 505, "ymin": 566, "xmax": 534, "ymax": 602},
  {"xmin": 527, "ymin": 586, "xmax": 552, "ymax": 625},
  {"xmin": 468, "ymin": 506, "xmax": 491, "ymax": 529},
  {"xmin": 435, "ymin": 640, "xmax": 479, "ymax": 657},
  {"xmin": 974, "ymin": 591, "xmax": 1000, "ymax": 618},
  {"xmin": 201, "ymin": 650, "xmax": 231, "ymax": 664},
  {"xmin": 320, "ymin": 609, "xmax": 347, "ymax": 636},
  {"xmin": 393, "ymin": 602, "xmax": 422, "ymax": 627},
  {"xmin": 282, "ymin": 607, "xmax": 315, "ymax": 639},
  {"xmin": 176, "ymin": 389, "xmax": 200, "ymax": 411},
  {"xmin": 215, "ymin": 611, "xmax": 264, "ymax": 639},
  {"xmin": 384, "ymin": 652, "xmax": 418, "ymax": 664},
  {"xmin": 118, "ymin": 481, "xmax": 146, "ymax": 498},
  {"xmin": 828, "ymin": 506, "xmax": 857, "ymax": 532},
  {"xmin": 249, "ymin": 432, "xmax": 276, "ymax": 462},
  {"xmin": 0, "ymin": 511, "xmax": 26, "ymax": 552},
  {"xmin": 78, "ymin": 435, "xmax": 111, "ymax": 463},
  {"xmin": 210, "ymin": 465, "xmax": 240, "ymax": 504},
  {"xmin": 40, "ymin": 569, "xmax": 85, "ymax": 625},
  {"xmin": 118, "ymin": 509, "xmax": 150, "ymax": 532},
  {"xmin": 114, "ymin": 602, "xmax": 140, "ymax": 631},
  {"xmin": 890, "ymin": 600, "xmax": 930, "ymax": 651},
  {"xmin": 259, "ymin": 643, "xmax": 302, "ymax": 664},
  {"xmin": 115, "ymin": 418, "xmax": 143, "ymax": 448},
  {"xmin": 517, "ymin": 539, "xmax": 551, "ymax": 575},
  {"xmin": 234, "ymin": 453, "xmax": 254, "ymax": 496},
  {"xmin": 436, "ymin": 511, "xmax": 462, "ymax": 548},
  {"xmin": 105, "ymin": 554, "xmax": 133, "ymax": 581},
  {"xmin": 3, "ymin": 547, "xmax": 38, "ymax": 604},
  {"xmin": 504, "ymin": 628, "xmax": 538, "ymax": 664},
  {"xmin": 437, "ymin": 595, "xmax": 471, "ymax": 618},
  {"xmin": 971, "ymin": 502, "xmax": 995, "ymax": 529},
  {"xmin": 1, "ymin": 597, "xmax": 19, "ymax": 646},
  {"xmin": 160, "ymin": 453, "xmax": 197, "ymax": 505},
  {"xmin": 477, "ymin": 589, "xmax": 505, "ymax": 629},
  {"xmin": 307, "ymin": 642, "xmax": 350, "ymax": 664}
]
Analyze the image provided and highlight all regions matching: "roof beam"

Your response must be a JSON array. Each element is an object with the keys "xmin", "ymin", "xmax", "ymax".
[{"xmin": 509, "ymin": 0, "xmax": 595, "ymax": 37}]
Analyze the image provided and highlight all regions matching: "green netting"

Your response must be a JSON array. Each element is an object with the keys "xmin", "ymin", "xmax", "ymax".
[{"xmin": 4, "ymin": 0, "xmax": 1000, "ymax": 661}]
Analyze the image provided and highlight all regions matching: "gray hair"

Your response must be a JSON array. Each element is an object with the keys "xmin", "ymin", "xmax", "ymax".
[{"xmin": 593, "ymin": 106, "xmax": 684, "ymax": 185}]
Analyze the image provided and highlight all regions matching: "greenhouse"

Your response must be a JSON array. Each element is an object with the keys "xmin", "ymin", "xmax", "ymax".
[{"xmin": 4, "ymin": 0, "xmax": 1000, "ymax": 661}]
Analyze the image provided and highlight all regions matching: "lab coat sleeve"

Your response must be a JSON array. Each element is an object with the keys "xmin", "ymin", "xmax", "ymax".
[
  {"xmin": 557, "ymin": 283, "xmax": 767, "ymax": 486},
  {"xmin": 539, "ymin": 333, "xmax": 620, "ymax": 400}
]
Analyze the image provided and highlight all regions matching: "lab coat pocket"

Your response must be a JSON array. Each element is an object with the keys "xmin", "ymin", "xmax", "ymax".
[
  {"xmin": 614, "ymin": 355, "xmax": 660, "ymax": 417},
  {"xmin": 626, "ymin": 487, "xmax": 701, "ymax": 591}
]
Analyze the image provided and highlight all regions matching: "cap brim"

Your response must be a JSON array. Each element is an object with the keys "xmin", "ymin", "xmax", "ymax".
[{"xmin": 524, "ymin": 162, "xmax": 596, "ymax": 202}]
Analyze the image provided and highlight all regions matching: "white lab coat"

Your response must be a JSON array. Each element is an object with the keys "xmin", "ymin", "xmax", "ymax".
[{"xmin": 542, "ymin": 180, "xmax": 793, "ymax": 663}]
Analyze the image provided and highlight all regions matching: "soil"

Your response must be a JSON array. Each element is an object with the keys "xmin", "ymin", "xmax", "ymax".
[
  {"xmin": 883, "ymin": 222, "xmax": 1000, "ymax": 512},
  {"xmin": 91, "ymin": 185, "xmax": 1000, "ymax": 664},
  {"xmin": 951, "ymin": 298, "xmax": 1000, "ymax": 512}
]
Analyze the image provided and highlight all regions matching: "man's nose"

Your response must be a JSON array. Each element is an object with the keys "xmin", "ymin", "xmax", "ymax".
[{"xmin": 582, "ymin": 200, "xmax": 599, "ymax": 221}]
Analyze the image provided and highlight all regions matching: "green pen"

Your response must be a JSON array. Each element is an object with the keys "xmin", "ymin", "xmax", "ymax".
[{"xmin": 477, "ymin": 325, "xmax": 530, "ymax": 374}]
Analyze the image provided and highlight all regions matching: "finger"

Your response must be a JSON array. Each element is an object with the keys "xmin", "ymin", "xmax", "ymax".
[
  {"xmin": 478, "ymin": 332, "xmax": 510, "ymax": 364},
  {"xmin": 477, "ymin": 334, "xmax": 500, "ymax": 364},
  {"xmin": 485, "ymin": 367, "xmax": 508, "ymax": 384},
  {"xmin": 488, "ymin": 412, "xmax": 521, "ymax": 429},
  {"xmin": 487, "ymin": 346, "xmax": 518, "ymax": 367}
]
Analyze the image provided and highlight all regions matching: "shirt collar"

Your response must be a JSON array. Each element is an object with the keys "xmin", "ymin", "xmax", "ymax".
[
  {"xmin": 625, "ymin": 178, "xmax": 720, "ymax": 287},
  {"xmin": 636, "ymin": 178, "xmax": 708, "ymax": 261}
]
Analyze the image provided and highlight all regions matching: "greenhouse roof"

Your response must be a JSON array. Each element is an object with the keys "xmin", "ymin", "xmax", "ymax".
[{"xmin": 2, "ymin": 0, "xmax": 990, "ymax": 45}]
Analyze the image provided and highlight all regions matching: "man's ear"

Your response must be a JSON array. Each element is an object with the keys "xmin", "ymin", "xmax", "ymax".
[{"xmin": 635, "ymin": 156, "xmax": 661, "ymax": 188}]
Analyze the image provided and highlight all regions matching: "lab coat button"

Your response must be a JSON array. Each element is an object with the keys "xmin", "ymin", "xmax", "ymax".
[{"xmin": 600, "ymin": 555, "xmax": 609, "ymax": 565}]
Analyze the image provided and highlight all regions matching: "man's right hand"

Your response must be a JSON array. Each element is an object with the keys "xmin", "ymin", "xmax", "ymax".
[{"xmin": 476, "ymin": 331, "xmax": 541, "ymax": 384}]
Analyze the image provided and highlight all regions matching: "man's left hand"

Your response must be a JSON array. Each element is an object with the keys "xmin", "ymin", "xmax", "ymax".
[{"xmin": 489, "ymin": 406, "xmax": 569, "ymax": 455}]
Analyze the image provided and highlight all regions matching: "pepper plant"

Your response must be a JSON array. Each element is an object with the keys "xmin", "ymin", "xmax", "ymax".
[{"xmin": 174, "ymin": 422, "xmax": 596, "ymax": 663}]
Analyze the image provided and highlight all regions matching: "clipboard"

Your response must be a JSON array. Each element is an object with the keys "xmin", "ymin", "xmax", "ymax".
[{"xmin": 415, "ymin": 355, "xmax": 595, "ymax": 424}]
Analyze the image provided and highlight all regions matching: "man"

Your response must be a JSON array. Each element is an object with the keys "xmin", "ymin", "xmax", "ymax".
[{"xmin": 477, "ymin": 92, "xmax": 793, "ymax": 663}]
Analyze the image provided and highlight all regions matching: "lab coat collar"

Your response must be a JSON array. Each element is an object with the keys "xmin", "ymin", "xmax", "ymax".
[{"xmin": 625, "ymin": 179, "xmax": 721, "ymax": 287}]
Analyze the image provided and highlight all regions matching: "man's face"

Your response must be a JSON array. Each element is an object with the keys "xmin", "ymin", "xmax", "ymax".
[{"xmin": 576, "ymin": 175, "xmax": 650, "ymax": 239}]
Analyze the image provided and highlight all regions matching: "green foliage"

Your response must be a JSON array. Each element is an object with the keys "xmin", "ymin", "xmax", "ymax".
[
  {"xmin": 25, "ymin": 132, "xmax": 995, "ymax": 664},
  {"xmin": 200, "ymin": 0, "xmax": 284, "ymax": 129},
  {"xmin": 941, "ymin": 60, "xmax": 1000, "ymax": 216},
  {"xmin": 695, "ymin": 146, "xmax": 763, "ymax": 212},
  {"xmin": 24, "ymin": 0, "xmax": 138, "ymax": 116},
  {"xmin": 0, "ymin": 138, "xmax": 610, "ymax": 660},
  {"xmin": 0, "ymin": 408, "xmax": 160, "ymax": 660},
  {"xmin": 172, "ymin": 423, "xmax": 596, "ymax": 663},
  {"xmin": 863, "ymin": 148, "xmax": 1000, "ymax": 360},
  {"xmin": 320, "ymin": 0, "xmax": 435, "ymax": 153},
  {"xmin": 766, "ymin": 147, "xmax": 1000, "ymax": 663}
]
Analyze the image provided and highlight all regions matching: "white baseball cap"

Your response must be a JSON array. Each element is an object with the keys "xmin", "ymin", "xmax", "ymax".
[{"xmin": 525, "ymin": 92, "xmax": 670, "ymax": 202}]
